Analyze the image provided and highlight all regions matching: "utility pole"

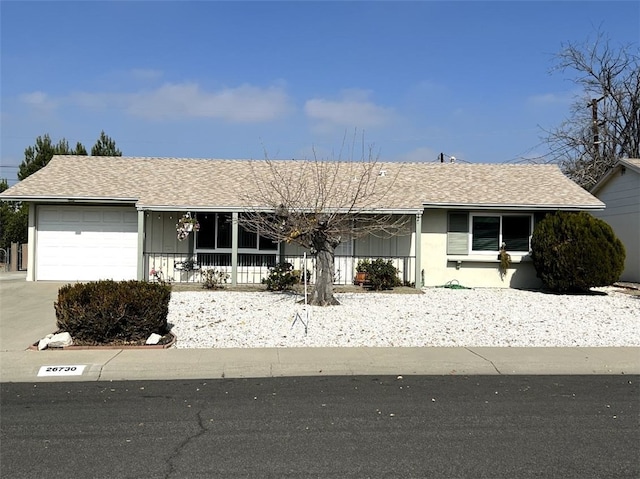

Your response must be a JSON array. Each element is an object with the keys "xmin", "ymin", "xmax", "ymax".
[{"xmin": 589, "ymin": 96, "xmax": 605, "ymax": 159}]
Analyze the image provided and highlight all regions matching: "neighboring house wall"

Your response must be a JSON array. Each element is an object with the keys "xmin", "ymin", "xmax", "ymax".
[
  {"xmin": 421, "ymin": 209, "xmax": 543, "ymax": 289},
  {"xmin": 592, "ymin": 166, "xmax": 640, "ymax": 282}
]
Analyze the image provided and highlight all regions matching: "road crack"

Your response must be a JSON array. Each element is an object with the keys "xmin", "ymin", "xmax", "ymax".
[
  {"xmin": 96, "ymin": 350, "xmax": 123, "ymax": 381},
  {"xmin": 164, "ymin": 410, "xmax": 207, "ymax": 479},
  {"xmin": 465, "ymin": 348, "xmax": 502, "ymax": 374}
]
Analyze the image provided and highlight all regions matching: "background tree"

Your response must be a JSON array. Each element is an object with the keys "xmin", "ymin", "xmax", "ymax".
[
  {"xmin": 0, "ymin": 179, "xmax": 28, "ymax": 249},
  {"xmin": 91, "ymin": 130, "xmax": 122, "ymax": 156},
  {"xmin": 544, "ymin": 31, "xmax": 640, "ymax": 190},
  {"xmin": 240, "ymin": 138, "xmax": 409, "ymax": 306},
  {"xmin": 18, "ymin": 134, "xmax": 88, "ymax": 181}
]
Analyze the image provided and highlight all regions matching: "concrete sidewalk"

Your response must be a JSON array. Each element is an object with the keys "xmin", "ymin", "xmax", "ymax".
[{"xmin": 1, "ymin": 273, "xmax": 638, "ymax": 383}]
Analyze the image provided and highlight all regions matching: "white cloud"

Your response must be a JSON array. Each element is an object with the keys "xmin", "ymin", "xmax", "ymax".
[
  {"xmin": 61, "ymin": 82, "xmax": 294, "ymax": 123},
  {"xmin": 70, "ymin": 91, "xmax": 111, "ymax": 110},
  {"xmin": 19, "ymin": 91, "xmax": 57, "ymax": 112},
  {"xmin": 304, "ymin": 90, "xmax": 394, "ymax": 129},
  {"xmin": 527, "ymin": 91, "xmax": 574, "ymax": 107},
  {"xmin": 124, "ymin": 82, "xmax": 293, "ymax": 122}
]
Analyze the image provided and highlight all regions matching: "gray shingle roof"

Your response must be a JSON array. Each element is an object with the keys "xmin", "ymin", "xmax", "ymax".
[{"xmin": 0, "ymin": 155, "xmax": 604, "ymax": 211}]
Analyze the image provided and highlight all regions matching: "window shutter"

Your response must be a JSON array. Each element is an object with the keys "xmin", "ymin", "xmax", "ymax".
[{"xmin": 447, "ymin": 212, "xmax": 469, "ymax": 255}]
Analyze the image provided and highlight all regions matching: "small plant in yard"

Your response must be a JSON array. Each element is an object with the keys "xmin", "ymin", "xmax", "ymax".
[
  {"xmin": 150, "ymin": 267, "xmax": 171, "ymax": 284},
  {"xmin": 262, "ymin": 262, "xmax": 307, "ymax": 291},
  {"xmin": 55, "ymin": 280, "xmax": 171, "ymax": 345},
  {"xmin": 498, "ymin": 242, "xmax": 511, "ymax": 280},
  {"xmin": 355, "ymin": 258, "xmax": 402, "ymax": 291},
  {"xmin": 201, "ymin": 269, "xmax": 229, "ymax": 289},
  {"xmin": 175, "ymin": 258, "xmax": 198, "ymax": 271}
]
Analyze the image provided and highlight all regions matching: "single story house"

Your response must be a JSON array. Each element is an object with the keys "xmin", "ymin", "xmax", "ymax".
[
  {"xmin": 590, "ymin": 158, "xmax": 640, "ymax": 283},
  {"xmin": 0, "ymin": 155, "xmax": 605, "ymax": 288}
]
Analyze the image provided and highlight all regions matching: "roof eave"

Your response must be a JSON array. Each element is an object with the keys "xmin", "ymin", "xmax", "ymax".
[
  {"xmin": 138, "ymin": 204, "xmax": 422, "ymax": 215},
  {"xmin": 591, "ymin": 159, "xmax": 640, "ymax": 194},
  {"xmin": 0, "ymin": 195, "xmax": 138, "ymax": 204},
  {"xmin": 422, "ymin": 202, "xmax": 605, "ymax": 211}
]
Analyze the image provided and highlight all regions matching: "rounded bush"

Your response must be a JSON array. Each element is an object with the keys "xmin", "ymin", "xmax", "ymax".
[
  {"xmin": 262, "ymin": 262, "xmax": 309, "ymax": 291},
  {"xmin": 530, "ymin": 212, "xmax": 625, "ymax": 292},
  {"xmin": 356, "ymin": 258, "xmax": 402, "ymax": 291},
  {"xmin": 55, "ymin": 280, "xmax": 171, "ymax": 344}
]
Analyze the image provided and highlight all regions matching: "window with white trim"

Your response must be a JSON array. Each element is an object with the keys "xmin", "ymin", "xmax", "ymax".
[
  {"xmin": 195, "ymin": 213, "xmax": 279, "ymax": 268},
  {"xmin": 471, "ymin": 214, "xmax": 531, "ymax": 253},
  {"xmin": 447, "ymin": 212, "xmax": 533, "ymax": 254}
]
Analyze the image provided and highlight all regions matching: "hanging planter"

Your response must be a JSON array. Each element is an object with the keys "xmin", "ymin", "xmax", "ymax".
[{"xmin": 176, "ymin": 212, "xmax": 200, "ymax": 241}]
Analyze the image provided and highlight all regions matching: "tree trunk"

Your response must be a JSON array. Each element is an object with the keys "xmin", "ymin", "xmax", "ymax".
[{"xmin": 311, "ymin": 241, "xmax": 340, "ymax": 306}]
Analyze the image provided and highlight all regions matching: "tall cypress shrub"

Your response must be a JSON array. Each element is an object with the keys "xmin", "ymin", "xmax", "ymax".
[{"xmin": 530, "ymin": 212, "xmax": 625, "ymax": 292}]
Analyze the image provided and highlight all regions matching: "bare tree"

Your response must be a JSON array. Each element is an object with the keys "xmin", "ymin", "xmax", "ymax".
[
  {"xmin": 240, "ymin": 137, "xmax": 409, "ymax": 306},
  {"xmin": 544, "ymin": 31, "xmax": 640, "ymax": 190}
]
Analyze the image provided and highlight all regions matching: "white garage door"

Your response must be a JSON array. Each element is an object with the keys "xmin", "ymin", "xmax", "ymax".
[{"xmin": 37, "ymin": 205, "xmax": 139, "ymax": 281}]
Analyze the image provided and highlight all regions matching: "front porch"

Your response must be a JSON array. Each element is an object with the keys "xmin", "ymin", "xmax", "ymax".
[
  {"xmin": 141, "ymin": 210, "xmax": 421, "ymax": 287},
  {"xmin": 143, "ymin": 252, "xmax": 417, "ymax": 286}
]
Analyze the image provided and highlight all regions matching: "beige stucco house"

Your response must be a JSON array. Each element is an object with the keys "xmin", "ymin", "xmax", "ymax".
[
  {"xmin": 591, "ymin": 158, "xmax": 640, "ymax": 283},
  {"xmin": 0, "ymin": 155, "xmax": 605, "ymax": 288}
]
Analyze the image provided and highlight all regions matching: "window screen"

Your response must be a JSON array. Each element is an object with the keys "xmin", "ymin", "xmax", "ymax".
[
  {"xmin": 502, "ymin": 216, "xmax": 531, "ymax": 251},
  {"xmin": 472, "ymin": 216, "xmax": 500, "ymax": 251},
  {"xmin": 196, "ymin": 214, "xmax": 215, "ymax": 249}
]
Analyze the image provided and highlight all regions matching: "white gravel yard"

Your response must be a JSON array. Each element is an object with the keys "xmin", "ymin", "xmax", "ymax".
[{"xmin": 167, "ymin": 287, "xmax": 640, "ymax": 349}]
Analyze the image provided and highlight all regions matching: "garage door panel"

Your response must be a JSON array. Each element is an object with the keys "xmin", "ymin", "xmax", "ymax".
[
  {"xmin": 37, "ymin": 206, "xmax": 139, "ymax": 281},
  {"xmin": 82, "ymin": 210, "xmax": 103, "ymax": 222},
  {"xmin": 60, "ymin": 210, "xmax": 82, "ymax": 222},
  {"xmin": 124, "ymin": 211, "xmax": 138, "ymax": 224}
]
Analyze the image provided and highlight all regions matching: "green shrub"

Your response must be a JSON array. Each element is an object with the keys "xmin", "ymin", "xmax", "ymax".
[
  {"xmin": 54, "ymin": 280, "xmax": 171, "ymax": 344},
  {"xmin": 530, "ymin": 211, "xmax": 625, "ymax": 292},
  {"xmin": 262, "ymin": 262, "xmax": 309, "ymax": 291},
  {"xmin": 356, "ymin": 259, "xmax": 402, "ymax": 291},
  {"xmin": 202, "ymin": 269, "xmax": 229, "ymax": 289}
]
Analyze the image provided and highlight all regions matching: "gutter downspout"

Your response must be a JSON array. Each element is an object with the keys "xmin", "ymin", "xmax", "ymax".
[{"xmin": 415, "ymin": 212, "xmax": 422, "ymax": 289}]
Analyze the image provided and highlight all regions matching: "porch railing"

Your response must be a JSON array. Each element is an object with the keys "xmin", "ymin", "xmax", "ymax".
[{"xmin": 144, "ymin": 252, "xmax": 415, "ymax": 286}]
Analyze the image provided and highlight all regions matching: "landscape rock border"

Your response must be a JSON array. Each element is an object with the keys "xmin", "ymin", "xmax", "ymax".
[{"xmin": 28, "ymin": 333, "xmax": 177, "ymax": 351}]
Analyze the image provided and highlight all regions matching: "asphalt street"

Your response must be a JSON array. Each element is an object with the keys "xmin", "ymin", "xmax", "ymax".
[{"xmin": 1, "ymin": 375, "xmax": 638, "ymax": 478}]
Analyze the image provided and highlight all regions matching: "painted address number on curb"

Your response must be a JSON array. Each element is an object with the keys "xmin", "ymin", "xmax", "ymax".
[{"xmin": 38, "ymin": 365, "xmax": 86, "ymax": 377}]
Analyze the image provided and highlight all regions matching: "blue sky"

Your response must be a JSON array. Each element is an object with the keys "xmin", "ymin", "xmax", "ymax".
[{"xmin": 1, "ymin": 1, "xmax": 638, "ymax": 185}]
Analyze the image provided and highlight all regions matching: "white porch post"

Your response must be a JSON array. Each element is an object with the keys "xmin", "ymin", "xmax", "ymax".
[
  {"xmin": 137, "ymin": 209, "xmax": 145, "ymax": 281},
  {"xmin": 414, "ymin": 212, "xmax": 422, "ymax": 289},
  {"xmin": 26, "ymin": 203, "xmax": 36, "ymax": 281},
  {"xmin": 231, "ymin": 211, "xmax": 238, "ymax": 286}
]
